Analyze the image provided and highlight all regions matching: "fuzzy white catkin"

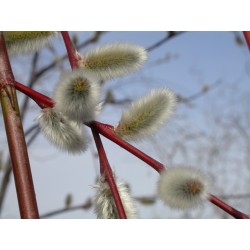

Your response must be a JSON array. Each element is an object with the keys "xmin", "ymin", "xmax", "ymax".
[
  {"xmin": 4, "ymin": 31, "xmax": 57, "ymax": 55},
  {"xmin": 94, "ymin": 180, "xmax": 138, "ymax": 219},
  {"xmin": 54, "ymin": 69, "xmax": 100, "ymax": 123},
  {"xmin": 114, "ymin": 88, "xmax": 177, "ymax": 141},
  {"xmin": 38, "ymin": 108, "xmax": 88, "ymax": 154},
  {"xmin": 157, "ymin": 167, "xmax": 210, "ymax": 210},
  {"xmin": 78, "ymin": 43, "xmax": 147, "ymax": 80}
]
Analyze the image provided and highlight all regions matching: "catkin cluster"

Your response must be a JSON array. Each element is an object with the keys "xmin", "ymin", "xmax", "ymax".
[
  {"xmin": 8, "ymin": 32, "xmax": 211, "ymax": 217},
  {"xmin": 38, "ymin": 42, "xmax": 150, "ymax": 153}
]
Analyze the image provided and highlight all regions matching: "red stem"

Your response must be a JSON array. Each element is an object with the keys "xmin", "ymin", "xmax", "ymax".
[
  {"xmin": 243, "ymin": 31, "xmax": 250, "ymax": 51},
  {"xmin": 88, "ymin": 121, "xmax": 166, "ymax": 173},
  {"xmin": 61, "ymin": 31, "xmax": 79, "ymax": 70},
  {"xmin": 92, "ymin": 129, "xmax": 127, "ymax": 219},
  {"xmin": 0, "ymin": 32, "xmax": 39, "ymax": 219},
  {"xmin": 15, "ymin": 81, "xmax": 55, "ymax": 108},
  {"xmin": 209, "ymin": 194, "xmax": 249, "ymax": 219}
]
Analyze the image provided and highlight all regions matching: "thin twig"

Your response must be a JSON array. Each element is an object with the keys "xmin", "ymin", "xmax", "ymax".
[
  {"xmin": 40, "ymin": 198, "xmax": 92, "ymax": 219},
  {"xmin": 219, "ymin": 193, "xmax": 250, "ymax": 200},
  {"xmin": 24, "ymin": 124, "xmax": 40, "ymax": 137},
  {"xmin": 20, "ymin": 52, "xmax": 39, "ymax": 120},
  {"xmin": 147, "ymin": 32, "xmax": 185, "ymax": 52},
  {"xmin": 39, "ymin": 192, "xmax": 250, "ymax": 219},
  {"xmin": 177, "ymin": 80, "xmax": 222, "ymax": 104}
]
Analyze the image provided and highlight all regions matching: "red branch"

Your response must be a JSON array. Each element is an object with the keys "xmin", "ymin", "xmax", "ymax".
[
  {"xmin": 15, "ymin": 81, "xmax": 54, "ymax": 108},
  {"xmin": 88, "ymin": 121, "xmax": 165, "ymax": 173},
  {"xmin": 243, "ymin": 31, "xmax": 250, "ymax": 51},
  {"xmin": 209, "ymin": 194, "xmax": 249, "ymax": 219},
  {"xmin": 92, "ymin": 129, "xmax": 127, "ymax": 219},
  {"xmin": 0, "ymin": 32, "xmax": 39, "ymax": 219},
  {"xmin": 61, "ymin": 31, "xmax": 79, "ymax": 70}
]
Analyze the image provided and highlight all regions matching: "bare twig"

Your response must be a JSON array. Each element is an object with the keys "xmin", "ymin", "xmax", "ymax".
[
  {"xmin": 147, "ymin": 32, "xmax": 185, "ymax": 52},
  {"xmin": 177, "ymin": 80, "xmax": 222, "ymax": 104},
  {"xmin": 39, "ymin": 192, "xmax": 250, "ymax": 219},
  {"xmin": 219, "ymin": 193, "xmax": 250, "ymax": 200},
  {"xmin": 40, "ymin": 198, "xmax": 92, "ymax": 219},
  {"xmin": 20, "ymin": 52, "xmax": 39, "ymax": 120}
]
